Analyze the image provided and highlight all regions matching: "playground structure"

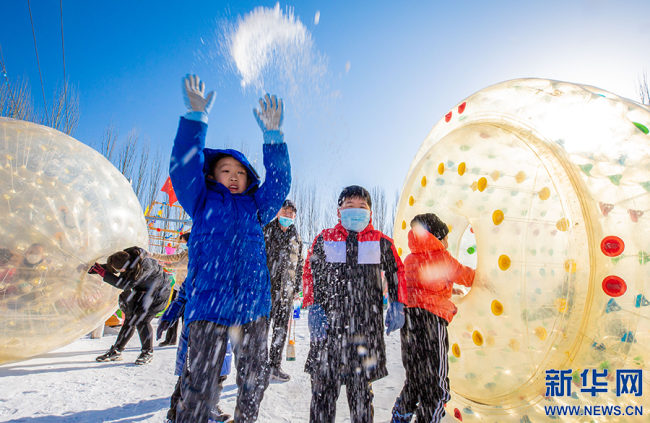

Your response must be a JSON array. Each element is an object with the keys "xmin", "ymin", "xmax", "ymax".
[{"xmin": 394, "ymin": 79, "xmax": 650, "ymax": 421}]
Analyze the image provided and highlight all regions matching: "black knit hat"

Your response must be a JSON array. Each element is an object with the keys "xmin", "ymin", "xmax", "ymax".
[
  {"xmin": 411, "ymin": 213, "xmax": 449, "ymax": 240},
  {"xmin": 282, "ymin": 199, "xmax": 297, "ymax": 212},
  {"xmin": 338, "ymin": 185, "xmax": 372, "ymax": 209}
]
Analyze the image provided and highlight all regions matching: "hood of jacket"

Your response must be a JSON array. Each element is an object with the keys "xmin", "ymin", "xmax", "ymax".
[
  {"xmin": 407, "ymin": 227, "xmax": 446, "ymax": 254},
  {"xmin": 203, "ymin": 148, "xmax": 261, "ymax": 195}
]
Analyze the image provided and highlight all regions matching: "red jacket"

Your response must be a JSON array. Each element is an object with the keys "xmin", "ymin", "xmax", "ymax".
[
  {"xmin": 404, "ymin": 227, "xmax": 475, "ymax": 323},
  {"xmin": 302, "ymin": 221, "xmax": 406, "ymax": 382}
]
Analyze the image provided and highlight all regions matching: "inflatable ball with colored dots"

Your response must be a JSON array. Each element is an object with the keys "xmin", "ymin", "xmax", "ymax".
[
  {"xmin": 0, "ymin": 118, "xmax": 148, "ymax": 364},
  {"xmin": 392, "ymin": 79, "xmax": 650, "ymax": 421}
]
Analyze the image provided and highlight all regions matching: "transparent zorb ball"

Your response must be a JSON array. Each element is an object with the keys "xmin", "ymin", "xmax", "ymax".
[
  {"xmin": 0, "ymin": 118, "xmax": 148, "ymax": 364},
  {"xmin": 394, "ymin": 79, "xmax": 650, "ymax": 421}
]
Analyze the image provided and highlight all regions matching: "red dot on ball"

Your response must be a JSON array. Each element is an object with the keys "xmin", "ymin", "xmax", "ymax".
[
  {"xmin": 600, "ymin": 236, "xmax": 624, "ymax": 257},
  {"xmin": 602, "ymin": 275, "xmax": 627, "ymax": 297},
  {"xmin": 458, "ymin": 102, "xmax": 466, "ymax": 114},
  {"xmin": 445, "ymin": 112, "xmax": 452, "ymax": 122}
]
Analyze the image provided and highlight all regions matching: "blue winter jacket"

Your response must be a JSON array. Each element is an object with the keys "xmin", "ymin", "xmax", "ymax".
[{"xmin": 170, "ymin": 117, "xmax": 291, "ymax": 326}]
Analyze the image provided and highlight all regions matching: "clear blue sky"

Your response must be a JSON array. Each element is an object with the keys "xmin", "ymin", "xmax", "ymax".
[{"xmin": 2, "ymin": 0, "xmax": 649, "ymax": 206}]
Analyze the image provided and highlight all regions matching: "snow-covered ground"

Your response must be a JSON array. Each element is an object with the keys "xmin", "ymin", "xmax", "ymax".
[{"xmin": 0, "ymin": 316, "xmax": 456, "ymax": 422}]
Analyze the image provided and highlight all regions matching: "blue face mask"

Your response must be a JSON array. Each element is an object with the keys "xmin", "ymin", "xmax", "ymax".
[
  {"xmin": 177, "ymin": 243, "xmax": 188, "ymax": 251},
  {"xmin": 340, "ymin": 208, "xmax": 371, "ymax": 232},
  {"xmin": 278, "ymin": 216, "xmax": 294, "ymax": 228}
]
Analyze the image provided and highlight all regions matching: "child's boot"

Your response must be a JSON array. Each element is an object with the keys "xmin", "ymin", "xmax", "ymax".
[
  {"xmin": 134, "ymin": 349, "xmax": 154, "ymax": 365},
  {"xmin": 391, "ymin": 398, "xmax": 414, "ymax": 423},
  {"xmin": 96, "ymin": 345, "xmax": 123, "ymax": 362}
]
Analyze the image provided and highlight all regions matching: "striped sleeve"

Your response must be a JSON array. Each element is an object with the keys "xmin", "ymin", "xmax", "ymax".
[{"xmin": 302, "ymin": 233, "xmax": 321, "ymax": 307}]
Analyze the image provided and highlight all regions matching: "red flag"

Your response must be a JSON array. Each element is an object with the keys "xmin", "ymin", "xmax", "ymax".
[{"xmin": 161, "ymin": 176, "xmax": 178, "ymax": 205}]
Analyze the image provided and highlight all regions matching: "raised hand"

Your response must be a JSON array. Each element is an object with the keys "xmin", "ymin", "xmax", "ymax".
[
  {"xmin": 253, "ymin": 94, "xmax": 285, "ymax": 144},
  {"xmin": 182, "ymin": 74, "xmax": 216, "ymax": 122}
]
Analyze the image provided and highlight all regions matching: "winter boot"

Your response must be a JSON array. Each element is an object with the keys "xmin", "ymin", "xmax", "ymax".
[
  {"xmin": 134, "ymin": 349, "xmax": 154, "ymax": 365},
  {"xmin": 391, "ymin": 398, "xmax": 414, "ymax": 423},
  {"xmin": 96, "ymin": 345, "xmax": 123, "ymax": 362},
  {"xmin": 208, "ymin": 405, "xmax": 232, "ymax": 422},
  {"xmin": 269, "ymin": 366, "xmax": 291, "ymax": 382}
]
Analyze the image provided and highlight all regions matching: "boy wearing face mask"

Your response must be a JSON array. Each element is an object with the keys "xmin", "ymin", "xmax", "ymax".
[
  {"xmin": 263, "ymin": 199, "xmax": 303, "ymax": 382},
  {"xmin": 302, "ymin": 185, "xmax": 407, "ymax": 423},
  {"xmin": 150, "ymin": 231, "xmax": 191, "ymax": 347}
]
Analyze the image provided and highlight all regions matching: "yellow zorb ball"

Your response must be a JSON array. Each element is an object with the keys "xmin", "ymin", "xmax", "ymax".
[
  {"xmin": 0, "ymin": 118, "xmax": 148, "ymax": 364},
  {"xmin": 394, "ymin": 79, "xmax": 650, "ymax": 421}
]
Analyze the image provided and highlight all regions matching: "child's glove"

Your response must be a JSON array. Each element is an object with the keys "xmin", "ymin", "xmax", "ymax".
[
  {"xmin": 87, "ymin": 263, "xmax": 106, "ymax": 278},
  {"xmin": 182, "ymin": 74, "xmax": 216, "ymax": 124},
  {"xmin": 308, "ymin": 303, "xmax": 329, "ymax": 342},
  {"xmin": 385, "ymin": 302, "xmax": 405, "ymax": 335},
  {"xmin": 253, "ymin": 93, "xmax": 284, "ymax": 144}
]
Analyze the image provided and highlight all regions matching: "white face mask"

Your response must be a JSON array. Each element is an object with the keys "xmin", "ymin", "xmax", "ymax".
[{"xmin": 26, "ymin": 254, "xmax": 42, "ymax": 265}]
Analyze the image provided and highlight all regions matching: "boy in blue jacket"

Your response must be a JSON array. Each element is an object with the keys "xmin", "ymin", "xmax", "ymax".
[{"xmin": 170, "ymin": 75, "xmax": 291, "ymax": 423}]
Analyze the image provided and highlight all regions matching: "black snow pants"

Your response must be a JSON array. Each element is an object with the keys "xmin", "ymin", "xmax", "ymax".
[
  {"xmin": 396, "ymin": 307, "xmax": 451, "ymax": 423},
  {"xmin": 268, "ymin": 287, "xmax": 293, "ymax": 369},
  {"xmin": 176, "ymin": 317, "xmax": 270, "ymax": 423},
  {"xmin": 114, "ymin": 289, "xmax": 167, "ymax": 352},
  {"xmin": 309, "ymin": 375, "xmax": 374, "ymax": 423},
  {"xmin": 167, "ymin": 374, "xmax": 227, "ymax": 422}
]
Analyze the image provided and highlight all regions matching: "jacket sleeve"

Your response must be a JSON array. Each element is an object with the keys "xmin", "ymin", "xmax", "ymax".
[
  {"xmin": 302, "ymin": 234, "xmax": 322, "ymax": 307},
  {"xmin": 150, "ymin": 251, "xmax": 189, "ymax": 269},
  {"xmin": 101, "ymin": 271, "xmax": 130, "ymax": 290},
  {"xmin": 447, "ymin": 252, "xmax": 476, "ymax": 287},
  {"xmin": 294, "ymin": 231, "xmax": 304, "ymax": 294},
  {"xmin": 381, "ymin": 236, "xmax": 407, "ymax": 304},
  {"xmin": 254, "ymin": 143, "xmax": 291, "ymax": 227},
  {"xmin": 169, "ymin": 117, "xmax": 208, "ymax": 219}
]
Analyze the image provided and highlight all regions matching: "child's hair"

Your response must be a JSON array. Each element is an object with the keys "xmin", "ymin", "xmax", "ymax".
[
  {"xmin": 107, "ymin": 251, "xmax": 130, "ymax": 274},
  {"xmin": 338, "ymin": 185, "xmax": 372, "ymax": 208},
  {"xmin": 208, "ymin": 153, "xmax": 247, "ymax": 178},
  {"xmin": 411, "ymin": 213, "xmax": 449, "ymax": 241},
  {"xmin": 180, "ymin": 232, "xmax": 190, "ymax": 243},
  {"xmin": 282, "ymin": 199, "xmax": 297, "ymax": 213}
]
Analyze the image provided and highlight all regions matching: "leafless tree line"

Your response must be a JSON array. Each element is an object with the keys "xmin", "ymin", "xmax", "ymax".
[
  {"xmin": 95, "ymin": 122, "xmax": 165, "ymax": 209},
  {"xmin": 639, "ymin": 70, "xmax": 649, "ymax": 105},
  {"xmin": 0, "ymin": 75, "xmax": 79, "ymax": 135}
]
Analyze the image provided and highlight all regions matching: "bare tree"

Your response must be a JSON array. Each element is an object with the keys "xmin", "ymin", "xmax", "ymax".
[
  {"xmin": 387, "ymin": 188, "xmax": 400, "ymax": 237},
  {"xmin": 44, "ymin": 79, "xmax": 80, "ymax": 136},
  {"xmin": 98, "ymin": 122, "xmax": 118, "ymax": 162},
  {"xmin": 0, "ymin": 76, "xmax": 79, "ymax": 135},
  {"xmin": 638, "ymin": 70, "xmax": 649, "ymax": 105},
  {"xmin": 133, "ymin": 135, "xmax": 151, "ymax": 204},
  {"xmin": 116, "ymin": 128, "xmax": 141, "ymax": 181},
  {"xmin": 0, "ymin": 76, "xmax": 34, "ymax": 121},
  {"xmin": 292, "ymin": 179, "xmax": 323, "ymax": 244},
  {"xmin": 144, "ymin": 150, "xmax": 164, "ymax": 209},
  {"xmin": 371, "ymin": 186, "xmax": 387, "ymax": 233}
]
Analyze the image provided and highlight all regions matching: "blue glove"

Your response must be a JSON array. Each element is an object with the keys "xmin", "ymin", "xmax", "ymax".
[
  {"xmin": 308, "ymin": 303, "xmax": 329, "ymax": 342},
  {"xmin": 253, "ymin": 93, "xmax": 284, "ymax": 144},
  {"xmin": 182, "ymin": 74, "xmax": 216, "ymax": 124},
  {"xmin": 385, "ymin": 302, "xmax": 405, "ymax": 335}
]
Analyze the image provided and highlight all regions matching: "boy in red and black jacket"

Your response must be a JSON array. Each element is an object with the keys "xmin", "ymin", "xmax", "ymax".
[{"xmin": 303, "ymin": 185, "xmax": 407, "ymax": 423}]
